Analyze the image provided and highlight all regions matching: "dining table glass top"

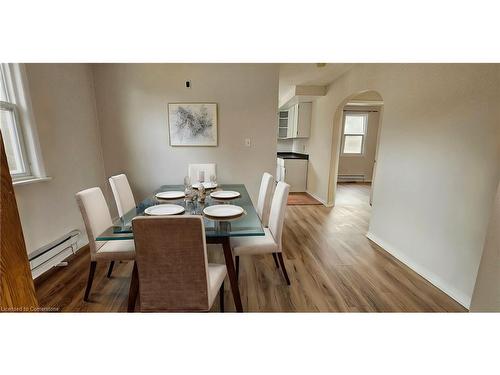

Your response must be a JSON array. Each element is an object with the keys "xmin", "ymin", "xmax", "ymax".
[{"xmin": 95, "ymin": 184, "xmax": 264, "ymax": 241}]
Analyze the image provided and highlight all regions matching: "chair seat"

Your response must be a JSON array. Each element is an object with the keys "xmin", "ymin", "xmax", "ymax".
[
  {"xmin": 231, "ymin": 228, "xmax": 279, "ymax": 256},
  {"xmin": 95, "ymin": 239, "xmax": 136, "ymax": 261},
  {"xmin": 207, "ymin": 263, "xmax": 227, "ymax": 306}
]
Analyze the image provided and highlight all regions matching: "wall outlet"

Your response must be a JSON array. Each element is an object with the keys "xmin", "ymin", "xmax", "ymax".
[{"xmin": 245, "ymin": 138, "xmax": 251, "ymax": 147}]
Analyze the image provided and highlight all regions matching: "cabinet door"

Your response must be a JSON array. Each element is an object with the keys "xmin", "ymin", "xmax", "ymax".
[
  {"xmin": 296, "ymin": 102, "xmax": 312, "ymax": 138},
  {"xmin": 286, "ymin": 105, "xmax": 297, "ymax": 138},
  {"xmin": 283, "ymin": 159, "xmax": 308, "ymax": 192},
  {"xmin": 278, "ymin": 110, "xmax": 289, "ymax": 139}
]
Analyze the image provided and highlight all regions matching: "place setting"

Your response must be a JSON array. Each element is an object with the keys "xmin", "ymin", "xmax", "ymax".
[
  {"xmin": 155, "ymin": 190, "xmax": 185, "ymax": 200},
  {"xmin": 202, "ymin": 204, "xmax": 246, "ymax": 221},
  {"xmin": 144, "ymin": 203, "xmax": 185, "ymax": 216}
]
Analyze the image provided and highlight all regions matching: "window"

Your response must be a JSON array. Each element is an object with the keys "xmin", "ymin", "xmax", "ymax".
[
  {"xmin": 341, "ymin": 112, "xmax": 368, "ymax": 155},
  {"xmin": 0, "ymin": 64, "xmax": 45, "ymax": 182}
]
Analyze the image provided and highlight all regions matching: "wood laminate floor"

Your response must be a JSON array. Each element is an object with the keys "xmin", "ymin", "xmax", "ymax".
[{"xmin": 35, "ymin": 183, "xmax": 466, "ymax": 312}]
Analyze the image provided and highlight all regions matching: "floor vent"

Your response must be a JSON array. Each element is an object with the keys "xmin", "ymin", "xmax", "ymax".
[{"xmin": 29, "ymin": 230, "xmax": 80, "ymax": 279}]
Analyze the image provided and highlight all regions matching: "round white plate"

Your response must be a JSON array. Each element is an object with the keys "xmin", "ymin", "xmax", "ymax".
[
  {"xmin": 144, "ymin": 204, "xmax": 185, "ymax": 216},
  {"xmin": 203, "ymin": 204, "xmax": 244, "ymax": 219},
  {"xmin": 155, "ymin": 191, "xmax": 185, "ymax": 200},
  {"xmin": 210, "ymin": 190, "xmax": 240, "ymax": 199},
  {"xmin": 192, "ymin": 182, "xmax": 218, "ymax": 189}
]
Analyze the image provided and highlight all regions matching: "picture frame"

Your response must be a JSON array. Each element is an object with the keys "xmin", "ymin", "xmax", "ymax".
[{"xmin": 167, "ymin": 102, "xmax": 218, "ymax": 146}]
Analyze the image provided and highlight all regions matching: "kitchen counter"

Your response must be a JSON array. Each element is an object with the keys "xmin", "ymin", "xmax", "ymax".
[{"xmin": 277, "ymin": 152, "xmax": 309, "ymax": 160}]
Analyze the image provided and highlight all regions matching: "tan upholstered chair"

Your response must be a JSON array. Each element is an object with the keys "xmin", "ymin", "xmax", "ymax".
[
  {"xmin": 109, "ymin": 173, "xmax": 136, "ymax": 218},
  {"xmin": 76, "ymin": 187, "xmax": 135, "ymax": 301},
  {"xmin": 130, "ymin": 216, "xmax": 227, "ymax": 312},
  {"xmin": 188, "ymin": 163, "xmax": 216, "ymax": 183},
  {"xmin": 232, "ymin": 182, "xmax": 291, "ymax": 284}
]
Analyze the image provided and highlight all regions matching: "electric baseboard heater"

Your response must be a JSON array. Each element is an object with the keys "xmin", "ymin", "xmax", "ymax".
[
  {"xmin": 29, "ymin": 230, "xmax": 81, "ymax": 279},
  {"xmin": 338, "ymin": 174, "xmax": 366, "ymax": 182}
]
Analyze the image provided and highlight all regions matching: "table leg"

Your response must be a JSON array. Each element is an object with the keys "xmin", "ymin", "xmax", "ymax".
[
  {"xmin": 128, "ymin": 262, "xmax": 139, "ymax": 312},
  {"xmin": 221, "ymin": 237, "xmax": 243, "ymax": 312}
]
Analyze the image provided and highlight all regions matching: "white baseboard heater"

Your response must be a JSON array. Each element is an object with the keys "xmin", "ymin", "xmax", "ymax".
[
  {"xmin": 29, "ymin": 230, "xmax": 80, "ymax": 279},
  {"xmin": 338, "ymin": 174, "xmax": 366, "ymax": 182}
]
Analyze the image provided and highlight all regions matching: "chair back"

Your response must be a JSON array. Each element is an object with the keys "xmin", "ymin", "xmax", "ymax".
[
  {"xmin": 109, "ymin": 174, "xmax": 136, "ymax": 218},
  {"xmin": 75, "ymin": 187, "xmax": 113, "ymax": 258},
  {"xmin": 188, "ymin": 163, "xmax": 216, "ymax": 183},
  {"xmin": 132, "ymin": 216, "xmax": 211, "ymax": 312},
  {"xmin": 268, "ymin": 182, "xmax": 290, "ymax": 250},
  {"xmin": 257, "ymin": 172, "xmax": 274, "ymax": 227}
]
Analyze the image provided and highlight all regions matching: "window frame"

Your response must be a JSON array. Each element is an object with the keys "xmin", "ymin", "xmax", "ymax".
[
  {"xmin": 0, "ymin": 95, "xmax": 32, "ymax": 179},
  {"xmin": 0, "ymin": 63, "xmax": 46, "ymax": 183},
  {"xmin": 341, "ymin": 111, "xmax": 368, "ymax": 156}
]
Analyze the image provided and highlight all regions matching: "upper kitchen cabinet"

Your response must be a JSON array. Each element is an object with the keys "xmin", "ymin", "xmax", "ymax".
[{"xmin": 277, "ymin": 102, "xmax": 312, "ymax": 139}]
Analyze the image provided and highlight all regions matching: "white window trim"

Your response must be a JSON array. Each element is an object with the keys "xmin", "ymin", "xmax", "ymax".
[
  {"xmin": 341, "ymin": 112, "xmax": 368, "ymax": 157},
  {"xmin": 1, "ymin": 63, "xmax": 47, "ymax": 182}
]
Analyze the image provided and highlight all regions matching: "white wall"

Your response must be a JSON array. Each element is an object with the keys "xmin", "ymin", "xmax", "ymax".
[
  {"xmin": 14, "ymin": 64, "xmax": 106, "ymax": 254},
  {"xmin": 470, "ymin": 181, "xmax": 500, "ymax": 311},
  {"xmin": 305, "ymin": 64, "xmax": 500, "ymax": 307},
  {"xmin": 338, "ymin": 107, "xmax": 380, "ymax": 181},
  {"xmin": 92, "ymin": 64, "xmax": 279, "ymax": 214}
]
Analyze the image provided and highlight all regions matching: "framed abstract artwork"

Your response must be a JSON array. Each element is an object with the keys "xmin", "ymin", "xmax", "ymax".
[{"xmin": 168, "ymin": 103, "xmax": 218, "ymax": 146}]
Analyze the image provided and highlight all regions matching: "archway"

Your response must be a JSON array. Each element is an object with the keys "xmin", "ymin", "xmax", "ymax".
[{"xmin": 326, "ymin": 90, "xmax": 384, "ymax": 207}]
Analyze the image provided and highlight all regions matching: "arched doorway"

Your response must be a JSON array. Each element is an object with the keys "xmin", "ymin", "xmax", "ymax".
[{"xmin": 326, "ymin": 90, "xmax": 384, "ymax": 207}]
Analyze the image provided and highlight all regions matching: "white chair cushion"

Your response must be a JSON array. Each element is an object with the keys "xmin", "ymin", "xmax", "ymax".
[
  {"xmin": 95, "ymin": 239, "xmax": 136, "ymax": 261},
  {"xmin": 207, "ymin": 263, "xmax": 227, "ymax": 306},
  {"xmin": 231, "ymin": 228, "xmax": 279, "ymax": 256},
  {"xmin": 109, "ymin": 174, "xmax": 136, "ymax": 218},
  {"xmin": 257, "ymin": 172, "xmax": 274, "ymax": 228},
  {"xmin": 188, "ymin": 163, "xmax": 216, "ymax": 183}
]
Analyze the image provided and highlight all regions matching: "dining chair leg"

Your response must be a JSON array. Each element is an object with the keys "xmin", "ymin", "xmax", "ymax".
[
  {"xmin": 235, "ymin": 256, "xmax": 240, "ymax": 279},
  {"xmin": 84, "ymin": 261, "xmax": 97, "ymax": 301},
  {"xmin": 107, "ymin": 261, "xmax": 115, "ymax": 278},
  {"xmin": 221, "ymin": 237, "xmax": 243, "ymax": 312},
  {"xmin": 272, "ymin": 253, "xmax": 280, "ymax": 268},
  {"xmin": 128, "ymin": 262, "xmax": 139, "ymax": 312},
  {"xmin": 277, "ymin": 253, "xmax": 290, "ymax": 285},
  {"xmin": 219, "ymin": 282, "xmax": 224, "ymax": 313}
]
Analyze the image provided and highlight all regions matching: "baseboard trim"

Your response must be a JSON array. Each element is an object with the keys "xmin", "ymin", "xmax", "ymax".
[
  {"xmin": 305, "ymin": 191, "xmax": 333, "ymax": 207},
  {"xmin": 366, "ymin": 231, "xmax": 470, "ymax": 309}
]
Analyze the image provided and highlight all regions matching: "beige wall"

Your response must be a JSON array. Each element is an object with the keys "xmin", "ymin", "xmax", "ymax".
[
  {"xmin": 305, "ymin": 64, "xmax": 500, "ymax": 307},
  {"xmin": 470, "ymin": 182, "xmax": 500, "ymax": 311},
  {"xmin": 92, "ymin": 64, "xmax": 279, "ymax": 214},
  {"xmin": 14, "ymin": 64, "xmax": 106, "ymax": 254},
  {"xmin": 338, "ymin": 107, "xmax": 380, "ymax": 181}
]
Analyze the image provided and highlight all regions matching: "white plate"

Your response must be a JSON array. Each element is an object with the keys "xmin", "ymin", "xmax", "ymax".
[
  {"xmin": 192, "ymin": 182, "xmax": 218, "ymax": 189},
  {"xmin": 144, "ymin": 204, "xmax": 185, "ymax": 216},
  {"xmin": 210, "ymin": 190, "xmax": 240, "ymax": 199},
  {"xmin": 203, "ymin": 204, "xmax": 244, "ymax": 219},
  {"xmin": 155, "ymin": 191, "xmax": 185, "ymax": 200}
]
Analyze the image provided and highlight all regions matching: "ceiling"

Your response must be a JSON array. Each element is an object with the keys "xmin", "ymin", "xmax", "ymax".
[{"xmin": 278, "ymin": 63, "xmax": 354, "ymax": 100}]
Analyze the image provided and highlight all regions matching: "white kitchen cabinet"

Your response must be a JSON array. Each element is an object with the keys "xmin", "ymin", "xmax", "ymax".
[
  {"xmin": 290, "ymin": 102, "xmax": 312, "ymax": 138},
  {"xmin": 278, "ymin": 102, "xmax": 312, "ymax": 139},
  {"xmin": 278, "ymin": 110, "xmax": 289, "ymax": 139},
  {"xmin": 277, "ymin": 157, "xmax": 308, "ymax": 192}
]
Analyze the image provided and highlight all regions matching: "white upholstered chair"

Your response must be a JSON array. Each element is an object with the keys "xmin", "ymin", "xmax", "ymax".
[
  {"xmin": 76, "ymin": 187, "xmax": 135, "ymax": 301},
  {"xmin": 188, "ymin": 163, "xmax": 216, "ymax": 183},
  {"xmin": 129, "ymin": 216, "xmax": 227, "ymax": 312},
  {"xmin": 257, "ymin": 172, "xmax": 274, "ymax": 227},
  {"xmin": 231, "ymin": 181, "xmax": 291, "ymax": 284},
  {"xmin": 109, "ymin": 173, "xmax": 136, "ymax": 218}
]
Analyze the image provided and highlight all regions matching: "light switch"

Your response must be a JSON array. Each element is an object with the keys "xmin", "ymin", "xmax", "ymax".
[{"xmin": 245, "ymin": 138, "xmax": 251, "ymax": 147}]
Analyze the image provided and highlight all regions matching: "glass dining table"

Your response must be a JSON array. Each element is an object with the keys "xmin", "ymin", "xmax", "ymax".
[{"xmin": 96, "ymin": 184, "xmax": 264, "ymax": 312}]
